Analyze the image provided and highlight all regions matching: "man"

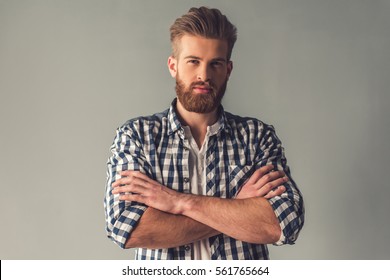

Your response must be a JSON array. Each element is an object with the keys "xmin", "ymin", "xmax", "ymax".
[{"xmin": 105, "ymin": 6, "xmax": 304, "ymax": 260}]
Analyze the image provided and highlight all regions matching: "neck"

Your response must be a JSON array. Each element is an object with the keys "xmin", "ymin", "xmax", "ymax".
[{"xmin": 176, "ymin": 99, "xmax": 219, "ymax": 148}]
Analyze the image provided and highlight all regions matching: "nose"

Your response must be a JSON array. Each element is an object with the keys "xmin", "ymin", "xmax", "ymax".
[{"xmin": 197, "ymin": 65, "xmax": 211, "ymax": 82}]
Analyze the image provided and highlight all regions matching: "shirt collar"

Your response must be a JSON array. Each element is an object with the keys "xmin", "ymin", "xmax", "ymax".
[
  {"xmin": 167, "ymin": 99, "xmax": 183, "ymax": 135},
  {"xmin": 167, "ymin": 98, "xmax": 231, "ymax": 136}
]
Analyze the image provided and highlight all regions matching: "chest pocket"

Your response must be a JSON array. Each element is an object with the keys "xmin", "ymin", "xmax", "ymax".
[{"xmin": 228, "ymin": 165, "xmax": 253, "ymax": 198}]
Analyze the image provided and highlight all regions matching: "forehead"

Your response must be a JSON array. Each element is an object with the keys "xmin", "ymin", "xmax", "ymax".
[{"xmin": 177, "ymin": 35, "xmax": 228, "ymax": 60}]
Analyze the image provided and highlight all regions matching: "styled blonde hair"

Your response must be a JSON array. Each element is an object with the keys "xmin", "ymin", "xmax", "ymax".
[{"xmin": 170, "ymin": 6, "xmax": 237, "ymax": 60}]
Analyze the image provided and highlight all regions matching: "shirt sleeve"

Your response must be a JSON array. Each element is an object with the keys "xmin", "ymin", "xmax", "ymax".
[
  {"xmin": 104, "ymin": 123, "xmax": 149, "ymax": 249},
  {"xmin": 255, "ymin": 124, "xmax": 305, "ymax": 246}
]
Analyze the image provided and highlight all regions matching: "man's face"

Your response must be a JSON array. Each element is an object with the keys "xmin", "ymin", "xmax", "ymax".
[{"xmin": 168, "ymin": 35, "xmax": 233, "ymax": 113}]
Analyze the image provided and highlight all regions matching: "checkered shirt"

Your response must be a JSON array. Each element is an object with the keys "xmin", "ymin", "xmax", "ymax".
[{"xmin": 105, "ymin": 99, "xmax": 304, "ymax": 260}]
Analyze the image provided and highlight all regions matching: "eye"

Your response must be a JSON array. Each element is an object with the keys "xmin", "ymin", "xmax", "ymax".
[
  {"xmin": 187, "ymin": 60, "xmax": 199, "ymax": 65},
  {"xmin": 211, "ymin": 61, "xmax": 224, "ymax": 68}
]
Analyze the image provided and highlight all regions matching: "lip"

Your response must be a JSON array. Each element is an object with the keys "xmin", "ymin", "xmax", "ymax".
[{"xmin": 193, "ymin": 86, "xmax": 211, "ymax": 94}]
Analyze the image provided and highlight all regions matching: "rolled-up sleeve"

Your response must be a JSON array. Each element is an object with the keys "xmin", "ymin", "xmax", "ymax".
[
  {"xmin": 104, "ymin": 123, "xmax": 149, "ymax": 249},
  {"xmin": 256, "ymin": 124, "xmax": 305, "ymax": 245}
]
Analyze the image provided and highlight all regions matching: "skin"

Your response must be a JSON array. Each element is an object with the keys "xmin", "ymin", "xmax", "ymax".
[
  {"xmin": 169, "ymin": 36, "xmax": 232, "ymax": 147},
  {"xmin": 112, "ymin": 35, "xmax": 287, "ymax": 249},
  {"xmin": 113, "ymin": 166, "xmax": 287, "ymax": 247}
]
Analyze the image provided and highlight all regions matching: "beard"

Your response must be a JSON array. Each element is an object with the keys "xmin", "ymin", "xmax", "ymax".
[{"xmin": 175, "ymin": 74, "xmax": 227, "ymax": 114}]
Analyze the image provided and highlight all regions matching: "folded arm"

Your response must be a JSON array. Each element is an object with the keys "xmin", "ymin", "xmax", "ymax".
[
  {"xmin": 105, "ymin": 121, "xmax": 302, "ymax": 249},
  {"xmin": 124, "ymin": 207, "xmax": 218, "ymax": 249},
  {"xmin": 113, "ymin": 165, "xmax": 287, "ymax": 247}
]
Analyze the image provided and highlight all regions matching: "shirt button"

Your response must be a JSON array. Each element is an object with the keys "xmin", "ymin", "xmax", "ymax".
[
  {"xmin": 184, "ymin": 245, "xmax": 191, "ymax": 251},
  {"xmin": 184, "ymin": 177, "xmax": 189, "ymax": 183}
]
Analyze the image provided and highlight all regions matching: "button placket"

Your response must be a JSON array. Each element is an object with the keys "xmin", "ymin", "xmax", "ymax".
[{"xmin": 181, "ymin": 139, "xmax": 190, "ymax": 192}]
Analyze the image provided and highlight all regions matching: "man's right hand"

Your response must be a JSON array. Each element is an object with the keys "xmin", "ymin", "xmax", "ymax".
[{"xmin": 236, "ymin": 165, "xmax": 287, "ymax": 199}]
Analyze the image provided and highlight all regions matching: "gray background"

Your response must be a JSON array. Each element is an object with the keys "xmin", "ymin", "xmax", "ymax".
[{"xmin": 1, "ymin": 0, "xmax": 389, "ymax": 260}]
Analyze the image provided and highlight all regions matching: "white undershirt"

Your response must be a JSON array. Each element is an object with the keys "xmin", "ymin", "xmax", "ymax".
[{"xmin": 183, "ymin": 122, "xmax": 220, "ymax": 260}]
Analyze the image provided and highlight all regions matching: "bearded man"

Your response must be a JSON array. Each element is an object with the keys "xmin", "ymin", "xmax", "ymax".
[{"xmin": 105, "ymin": 6, "xmax": 304, "ymax": 260}]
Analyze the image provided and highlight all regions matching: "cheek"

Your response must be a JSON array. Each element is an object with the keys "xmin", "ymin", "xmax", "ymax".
[
  {"xmin": 177, "ymin": 68, "xmax": 196, "ymax": 83},
  {"xmin": 215, "ymin": 72, "xmax": 229, "ymax": 85},
  {"xmin": 179, "ymin": 66, "xmax": 195, "ymax": 77}
]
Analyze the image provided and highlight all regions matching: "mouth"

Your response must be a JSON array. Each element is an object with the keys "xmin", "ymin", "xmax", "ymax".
[{"xmin": 192, "ymin": 86, "xmax": 212, "ymax": 94}]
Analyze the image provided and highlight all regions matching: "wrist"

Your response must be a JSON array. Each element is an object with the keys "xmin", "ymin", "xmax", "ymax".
[{"xmin": 175, "ymin": 192, "xmax": 194, "ymax": 216}]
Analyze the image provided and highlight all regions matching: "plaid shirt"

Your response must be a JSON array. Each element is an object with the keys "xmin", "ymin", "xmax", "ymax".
[{"xmin": 105, "ymin": 99, "xmax": 304, "ymax": 260}]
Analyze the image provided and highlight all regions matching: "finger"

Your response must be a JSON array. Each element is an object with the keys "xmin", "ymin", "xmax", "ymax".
[
  {"xmin": 120, "ymin": 170, "xmax": 135, "ymax": 177},
  {"xmin": 246, "ymin": 165, "xmax": 274, "ymax": 184},
  {"xmin": 264, "ymin": 185, "xmax": 286, "ymax": 199},
  {"xmin": 121, "ymin": 170, "xmax": 156, "ymax": 184},
  {"xmin": 113, "ymin": 177, "xmax": 130, "ymax": 188},
  {"xmin": 255, "ymin": 170, "xmax": 286, "ymax": 188},
  {"xmin": 120, "ymin": 170, "xmax": 145, "ymax": 179},
  {"xmin": 112, "ymin": 178, "xmax": 122, "ymax": 188},
  {"xmin": 131, "ymin": 171, "xmax": 158, "ymax": 185},
  {"xmin": 113, "ymin": 172, "xmax": 151, "ymax": 188},
  {"xmin": 112, "ymin": 178, "xmax": 150, "ymax": 194},
  {"xmin": 257, "ymin": 177, "xmax": 288, "ymax": 196},
  {"xmin": 112, "ymin": 176, "xmax": 136, "ymax": 188},
  {"xmin": 119, "ymin": 193, "xmax": 146, "ymax": 204}
]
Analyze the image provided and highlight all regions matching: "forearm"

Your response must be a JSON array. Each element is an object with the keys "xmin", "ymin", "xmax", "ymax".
[
  {"xmin": 114, "ymin": 170, "xmax": 285, "ymax": 247},
  {"xmin": 125, "ymin": 207, "xmax": 219, "ymax": 249},
  {"xmin": 180, "ymin": 195, "xmax": 281, "ymax": 244}
]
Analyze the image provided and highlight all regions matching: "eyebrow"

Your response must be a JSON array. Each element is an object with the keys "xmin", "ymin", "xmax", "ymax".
[{"xmin": 184, "ymin": 55, "xmax": 227, "ymax": 62}]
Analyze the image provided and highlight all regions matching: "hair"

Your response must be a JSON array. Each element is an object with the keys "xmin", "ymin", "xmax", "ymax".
[{"xmin": 170, "ymin": 6, "xmax": 237, "ymax": 60}]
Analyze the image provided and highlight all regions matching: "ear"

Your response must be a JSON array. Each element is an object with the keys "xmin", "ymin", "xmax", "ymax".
[
  {"xmin": 167, "ymin": 56, "xmax": 178, "ymax": 78},
  {"xmin": 227, "ymin": 60, "xmax": 233, "ymax": 79}
]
